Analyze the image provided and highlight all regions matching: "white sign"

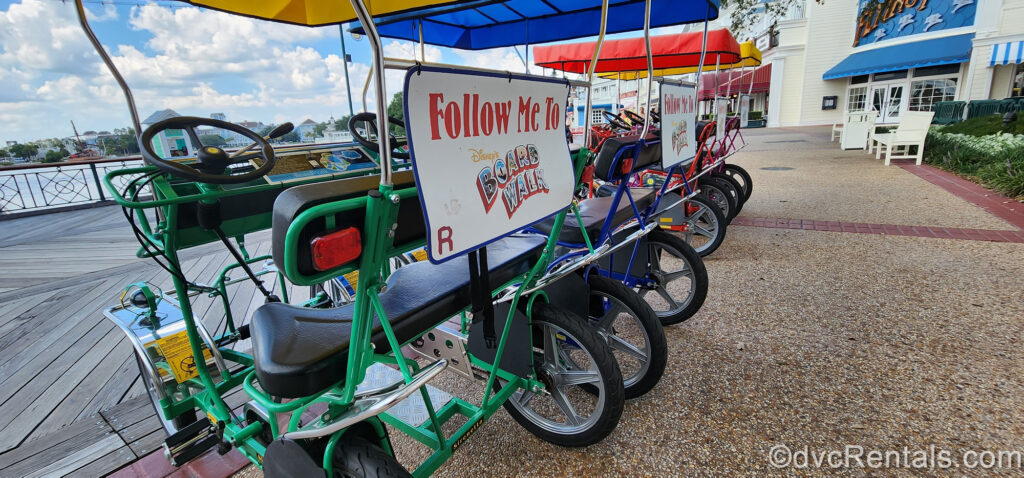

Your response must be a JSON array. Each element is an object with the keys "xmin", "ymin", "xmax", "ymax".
[
  {"xmin": 404, "ymin": 67, "xmax": 575, "ymax": 263},
  {"xmin": 739, "ymin": 94, "xmax": 751, "ymax": 128},
  {"xmin": 716, "ymin": 97, "xmax": 729, "ymax": 139},
  {"xmin": 659, "ymin": 82, "xmax": 697, "ymax": 168}
]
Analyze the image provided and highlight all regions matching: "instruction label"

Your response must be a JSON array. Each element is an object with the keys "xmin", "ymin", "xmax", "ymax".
[{"xmin": 152, "ymin": 330, "xmax": 212, "ymax": 383}]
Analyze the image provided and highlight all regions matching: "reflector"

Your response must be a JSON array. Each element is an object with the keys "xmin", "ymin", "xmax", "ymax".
[{"xmin": 311, "ymin": 227, "xmax": 362, "ymax": 272}]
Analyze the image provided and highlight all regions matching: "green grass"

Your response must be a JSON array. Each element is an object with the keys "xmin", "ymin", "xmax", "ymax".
[{"xmin": 941, "ymin": 114, "xmax": 1024, "ymax": 136}]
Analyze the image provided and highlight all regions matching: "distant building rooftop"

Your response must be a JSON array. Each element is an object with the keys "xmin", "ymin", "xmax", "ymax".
[{"xmin": 142, "ymin": 109, "xmax": 182, "ymax": 125}]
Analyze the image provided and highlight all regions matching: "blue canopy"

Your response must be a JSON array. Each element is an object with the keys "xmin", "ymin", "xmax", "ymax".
[
  {"xmin": 350, "ymin": 0, "xmax": 720, "ymax": 50},
  {"xmin": 823, "ymin": 34, "xmax": 974, "ymax": 80}
]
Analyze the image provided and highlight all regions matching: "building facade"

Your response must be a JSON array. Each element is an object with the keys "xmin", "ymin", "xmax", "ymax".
[{"xmin": 761, "ymin": 0, "xmax": 1024, "ymax": 127}]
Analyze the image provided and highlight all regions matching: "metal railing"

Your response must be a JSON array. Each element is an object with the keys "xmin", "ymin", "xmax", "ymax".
[{"xmin": 0, "ymin": 156, "xmax": 145, "ymax": 217}]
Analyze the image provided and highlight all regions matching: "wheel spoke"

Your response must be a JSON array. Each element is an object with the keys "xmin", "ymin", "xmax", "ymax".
[
  {"xmin": 516, "ymin": 389, "xmax": 536, "ymax": 408},
  {"xmin": 558, "ymin": 370, "xmax": 602, "ymax": 387},
  {"xmin": 663, "ymin": 267, "xmax": 692, "ymax": 282},
  {"xmin": 549, "ymin": 386, "xmax": 582, "ymax": 426},
  {"xmin": 543, "ymin": 325, "xmax": 557, "ymax": 365},
  {"xmin": 655, "ymin": 287, "xmax": 679, "ymax": 309},
  {"xmin": 595, "ymin": 301, "xmax": 626, "ymax": 329},
  {"xmin": 691, "ymin": 223, "xmax": 715, "ymax": 238},
  {"xmin": 609, "ymin": 335, "xmax": 648, "ymax": 362}
]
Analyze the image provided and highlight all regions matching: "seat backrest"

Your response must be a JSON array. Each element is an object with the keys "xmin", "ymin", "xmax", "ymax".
[
  {"xmin": 271, "ymin": 170, "xmax": 424, "ymax": 284},
  {"xmin": 593, "ymin": 134, "xmax": 662, "ymax": 182}
]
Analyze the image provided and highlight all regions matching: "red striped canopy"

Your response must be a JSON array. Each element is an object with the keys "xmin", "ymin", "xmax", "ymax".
[
  {"xmin": 533, "ymin": 29, "xmax": 741, "ymax": 74},
  {"xmin": 698, "ymin": 63, "xmax": 772, "ymax": 100}
]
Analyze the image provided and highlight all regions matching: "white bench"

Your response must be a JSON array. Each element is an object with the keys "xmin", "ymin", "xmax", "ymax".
[{"xmin": 871, "ymin": 111, "xmax": 934, "ymax": 166}]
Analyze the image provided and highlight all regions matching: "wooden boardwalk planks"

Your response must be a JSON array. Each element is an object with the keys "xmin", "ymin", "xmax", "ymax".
[{"xmin": 0, "ymin": 204, "xmax": 281, "ymax": 475}]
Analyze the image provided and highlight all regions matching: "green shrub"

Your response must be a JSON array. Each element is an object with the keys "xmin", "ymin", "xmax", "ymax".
[
  {"xmin": 924, "ymin": 129, "xmax": 1024, "ymax": 199},
  {"xmin": 941, "ymin": 115, "xmax": 1024, "ymax": 137},
  {"xmin": 749, "ymin": 111, "xmax": 763, "ymax": 120}
]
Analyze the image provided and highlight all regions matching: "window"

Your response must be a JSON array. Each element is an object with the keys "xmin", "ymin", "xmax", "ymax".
[
  {"xmin": 908, "ymin": 78, "xmax": 957, "ymax": 111},
  {"xmin": 847, "ymin": 86, "xmax": 868, "ymax": 112},
  {"xmin": 1013, "ymin": 64, "xmax": 1024, "ymax": 98},
  {"xmin": 872, "ymin": 69, "xmax": 908, "ymax": 81},
  {"xmin": 914, "ymin": 64, "xmax": 960, "ymax": 77},
  {"xmin": 850, "ymin": 74, "xmax": 869, "ymax": 85},
  {"xmin": 592, "ymin": 108, "xmax": 606, "ymax": 124}
]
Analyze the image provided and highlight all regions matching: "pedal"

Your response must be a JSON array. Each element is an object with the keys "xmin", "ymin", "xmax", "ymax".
[
  {"xmin": 163, "ymin": 417, "xmax": 218, "ymax": 466},
  {"xmin": 358, "ymin": 363, "xmax": 454, "ymax": 429}
]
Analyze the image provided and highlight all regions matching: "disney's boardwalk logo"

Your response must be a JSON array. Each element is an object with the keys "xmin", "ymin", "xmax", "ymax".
[{"xmin": 476, "ymin": 144, "xmax": 549, "ymax": 218}]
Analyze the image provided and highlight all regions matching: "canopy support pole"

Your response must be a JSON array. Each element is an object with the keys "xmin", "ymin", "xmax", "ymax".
[
  {"xmin": 74, "ymin": 0, "xmax": 141, "ymax": 136},
  {"xmin": 639, "ymin": 0, "xmax": 653, "ymax": 139},
  {"xmin": 340, "ymin": 25, "xmax": 355, "ymax": 116},
  {"xmin": 694, "ymin": 5, "xmax": 711, "ymax": 120},
  {"xmin": 582, "ymin": 0, "xmax": 611, "ymax": 149},
  {"xmin": 350, "ymin": 0, "xmax": 393, "ymax": 186},
  {"xmin": 419, "ymin": 19, "xmax": 425, "ymax": 61}
]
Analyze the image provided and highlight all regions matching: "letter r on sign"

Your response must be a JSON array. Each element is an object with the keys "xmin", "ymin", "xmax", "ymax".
[{"xmin": 437, "ymin": 226, "xmax": 454, "ymax": 255}]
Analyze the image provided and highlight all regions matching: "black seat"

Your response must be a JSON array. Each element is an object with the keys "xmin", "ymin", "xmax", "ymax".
[
  {"xmin": 250, "ymin": 235, "xmax": 546, "ymax": 398},
  {"xmin": 593, "ymin": 133, "xmax": 661, "ymax": 181},
  {"xmin": 531, "ymin": 189, "xmax": 654, "ymax": 244}
]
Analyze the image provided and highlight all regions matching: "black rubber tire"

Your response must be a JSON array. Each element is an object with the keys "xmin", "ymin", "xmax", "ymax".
[
  {"xmin": 644, "ymin": 230, "xmax": 709, "ymax": 326},
  {"xmin": 710, "ymin": 172, "xmax": 745, "ymax": 214},
  {"xmin": 500, "ymin": 302, "xmax": 625, "ymax": 447},
  {"xmin": 135, "ymin": 351, "xmax": 198, "ymax": 435},
  {"xmin": 681, "ymin": 194, "xmax": 727, "ymax": 257},
  {"xmin": 697, "ymin": 176, "xmax": 738, "ymax": 222},
  {"xmin": 586, "ymin": 275, "xmax": 667, "ymax": 399},
  {"xmin": 723, "ymin": 164, "xmax": 753, "ymax": 202},
  {"xmin": 330, "ymin": 435, "xmax": 411, "ymax": 478}
]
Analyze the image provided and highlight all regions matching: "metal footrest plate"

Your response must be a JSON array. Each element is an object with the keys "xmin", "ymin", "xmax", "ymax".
[{"xmin": 357, "ymin": 363, "xmax": 453, "ymax": 428}]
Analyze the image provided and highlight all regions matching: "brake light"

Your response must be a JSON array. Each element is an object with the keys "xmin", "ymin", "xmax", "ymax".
[
  {"xmin": 311, "ymin": 227, "xmax": 361, "ymax": 271},
  {"xmin": 620, "ymin": 158, "xmax": 634, "ymax": 175}
]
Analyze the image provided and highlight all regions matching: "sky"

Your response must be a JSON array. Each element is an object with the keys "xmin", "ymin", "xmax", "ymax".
[{"xmin": 0, "ymin": 0, "xmax": 717, "ymax": 145}]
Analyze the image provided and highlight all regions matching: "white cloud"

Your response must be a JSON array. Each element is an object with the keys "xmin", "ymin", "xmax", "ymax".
[{"xmin": 453, "ymin": 47, "xmax": 529, "ymax": 73}]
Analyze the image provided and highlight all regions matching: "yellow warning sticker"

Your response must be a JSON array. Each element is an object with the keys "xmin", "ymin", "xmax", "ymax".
[
  {"xmin": 411, "ymin": 249, "xmax": 428, "ymax": 262},
  {"xmin": 344, "ymin": 270, "xmax": 360, "ymax": 290},
  {"xmin": 153, "ymin": 330, "xmax": 212, "ymax": 383},
  {"xmin": 659, "ymin": 217, "xmax": 673, "ymax": 223}
]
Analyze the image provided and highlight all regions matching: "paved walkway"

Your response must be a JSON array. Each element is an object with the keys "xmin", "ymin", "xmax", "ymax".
[{"xmin": 0, "ymin": 125, "xmax": 1022, "ymax": 477}]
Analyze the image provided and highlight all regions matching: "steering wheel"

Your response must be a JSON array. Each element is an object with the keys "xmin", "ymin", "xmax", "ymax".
[
  {"xmin": 139, "ymin": 117, "xmax": 275, "ymax": 185},
  {"xmin": 622, "ymin": 109, "xmax": 647, "ymax": 127},
  {"xmin": 601, "ymin": 111, "xmax": 631, "ymax": 131},
  {"xmin": 348, "ymin": 113, "xmax": 410, "ymax": 160}
]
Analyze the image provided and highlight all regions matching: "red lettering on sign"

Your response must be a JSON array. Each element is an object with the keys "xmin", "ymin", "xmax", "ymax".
[{"xmin": 437, "ymin": 226, "xmax": 454, "ymax": 255}]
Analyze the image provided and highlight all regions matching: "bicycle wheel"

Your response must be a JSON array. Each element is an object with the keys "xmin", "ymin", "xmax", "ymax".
[
  {"xmin": 329, "ymin": 435, "xmax": 411, "ymax": 478},
  {"xmin": 697, "ymin": 176, "xmax": 737, "ymax": 222},
  {"xmin": 710, "ymin": 172, "xmax": 745, "ymax": 215},
  {"xmin": 500, "ymin": 302, "xmax": 624, "ymax": 447},
  {"xmin": 680, "ymin": 194, "xmax": 727, "ymax": 257},
  {"xmin": 722, "ymin": 164, "xmax": 753, "ymax": 202},
  {"xmin": 586, "ymin": 275, "xmax": 666, "ymax": 399},
  {"xmin": 638, "ymin": 230, "xmax": 709, "ymax": 326}
]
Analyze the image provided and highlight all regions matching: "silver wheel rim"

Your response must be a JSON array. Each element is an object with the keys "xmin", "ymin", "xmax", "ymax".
[
  {"xmin": 682, "ymin": 200, "xmax": 720, "ymax": 254},
  {"xmin": 507, "ymin": 320, "xmax": 607, "ymax": 434},
  {"xmin": 702, "ymin": 184, "xmax": 731, "ymax": 217},
  {"xmin": 640, "ymin": 241, "xmax": 697, "ymax": 318},
  {"xmin": 589, "ymin": 290, "xmax": 651, "ymax": 389},
  {"xmin": 724, "ymin": 169, "xmax": 749, "ymax": 196}
]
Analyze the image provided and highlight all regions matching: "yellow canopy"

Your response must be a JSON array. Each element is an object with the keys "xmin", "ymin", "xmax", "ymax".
[
  {"xmin": 187, "ymin": 0, "xmax": 459, "ymax": 27},
  {"xmin": 598, "ymin": 41, "xmax": 762, "ymax": 80}
]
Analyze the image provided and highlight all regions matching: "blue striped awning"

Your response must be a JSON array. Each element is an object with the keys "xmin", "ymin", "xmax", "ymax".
[
  {"xmin": 823, "ymin": 34, "xmax": 973, "ymax": 80},
  {"xmin": 990, "ymin": 41, "xmax": 1024, "ymax": 66}
]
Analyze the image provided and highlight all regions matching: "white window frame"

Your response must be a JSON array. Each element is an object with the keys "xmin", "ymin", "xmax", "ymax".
[
  {"xmin": 592, "ymin": 108, "xmax": 606, "ymax": 124},
  {"xmin": 846, "ymin": 86, "xmax": 868, "ymax": 112}
]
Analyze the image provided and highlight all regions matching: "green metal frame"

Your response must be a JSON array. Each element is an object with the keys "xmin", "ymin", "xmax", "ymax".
[{"xmin": 103, "ymin": 145, "xmax": 593, "ymax": 477}]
